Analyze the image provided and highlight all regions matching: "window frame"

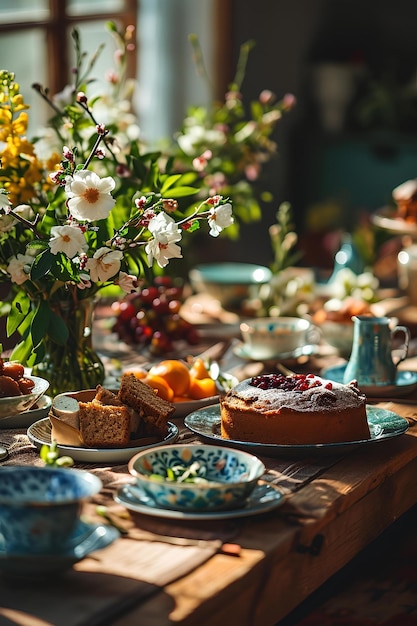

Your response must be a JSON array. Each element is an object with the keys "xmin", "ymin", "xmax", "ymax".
[{"xmin": 0, "ymin": 0, "xmax": 138, "ymax": 94}]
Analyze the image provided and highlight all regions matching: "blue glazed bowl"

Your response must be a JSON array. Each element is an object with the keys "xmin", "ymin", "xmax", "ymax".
[
  {"xmin": 128, "ymin": 444, "xmax": 265, "ymax": 512},
  {"xmin": 0, "ymin": 466, "xmax": 102, "ymax": 555}
]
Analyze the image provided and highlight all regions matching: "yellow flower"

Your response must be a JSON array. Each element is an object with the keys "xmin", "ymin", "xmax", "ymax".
[{"xmin": 11, "ymin": 111, "xmax": 28, "ymax": 135}]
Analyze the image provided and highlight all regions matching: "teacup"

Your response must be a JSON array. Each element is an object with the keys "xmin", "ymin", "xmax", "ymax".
[
  {"xmin": 240, "ymin": 317, "xmax": 320, "ymax": 360},
  {"xmin": 0, "ymin": 466, "xmax": 102, "ymax": 555}
]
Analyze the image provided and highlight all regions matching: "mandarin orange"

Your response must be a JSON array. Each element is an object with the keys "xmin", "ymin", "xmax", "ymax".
[
  {"xmin": 189, "ymin": 357, "xmax": 211, "ymax": 380},
  {"xmin": 148, "ymin": 359, "xmax": 190, "ymax": 396},
  {"xmin": 142, "ymin": 374, "xmax": 175, "ymax": 402},
  {"xmin": 188, "ymin": 376, "xmax": 217, "ymax": 400},
  {"xmin": 127, "ymin": 369, "xmax": 147, "ymax": 379}
]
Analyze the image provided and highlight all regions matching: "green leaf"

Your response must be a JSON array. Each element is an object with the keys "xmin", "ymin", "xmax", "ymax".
[
  {"xmin": 160, "ymin": 174, "xmax": 182, "ymax": 193},
  {"xmin": 49, "ymin": 254, "xmax": 78, "ymax": 282},
  {"xmin": 166, "ymin": 186, "xmax": 199, "ymax": 199},
  {"xmin": 6, "ymin": 291, "xmax": 31, "ymax": 335},
  {"xmin": 10, "ymin": 336, "xmax": 33, "ymax": 364},
  {"xmin": 48, "ymin": 307, "xmax": 69, "ymax": 344},
  {"xmin": 31, "ymin": 249, "xmax": 54, "ymax": 280},
  {"xmin": 31, "ymin": 300, "xmax": 51, "ymax": 349}
]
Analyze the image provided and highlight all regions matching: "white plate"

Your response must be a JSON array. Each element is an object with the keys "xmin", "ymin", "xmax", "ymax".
[
  {"xmin": 233, "ymin": 341, "xmax": 319, "ymax": 362},
  {"xmin": 0, "ymin": 520, "xmax": 119, "ymax": 579},
  {"xmin": 173, "ymin": 395, "xmax": 221, "ymax": 418},
  {"xmin": 115, "ymin": 481, "xmax": 285, "ymax": 520},
  {"xmin": 184, "ymin": 405, "xmax": 409, "ymax": 458},
  {"xmin": 372, "ymin": 207, "xmax": 417, "ymax": 235},
  {"xmin": 322, "ymin": 365, "xmax": 417, "ymax": 397},
  {"xmin": 27, "ymin": 418, "xmax": 179, "ymax": 463},
  {"xmin": 173, "ymin": 370, "xmax": 238, "ymax": 417},
  {"xmin": 0, "ymin": 395, "xmax": 51, "ymax": 429}
]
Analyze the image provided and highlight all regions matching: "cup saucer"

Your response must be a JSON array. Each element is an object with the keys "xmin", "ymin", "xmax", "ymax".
[
  {"xmin": 233, "ymin": 341, "xmax": 318, "ymax": 362},
  {"xmin": 0, "ymin": 519, "xmax": 119, "ymax": 579},
  {"xmin": 322, "ymin": 364, "xmax": 417, "ymax": 397}
]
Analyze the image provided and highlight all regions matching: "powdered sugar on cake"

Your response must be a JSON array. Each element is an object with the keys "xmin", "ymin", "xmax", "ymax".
[{"xmin": 233, "ymin": 373, "xmax": 365, "ymax": 413}]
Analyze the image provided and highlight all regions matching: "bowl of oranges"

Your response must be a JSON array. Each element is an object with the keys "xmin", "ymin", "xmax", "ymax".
[{"xmin": 127, "ymin": 358, "xmax": 238, "ymax": 418}]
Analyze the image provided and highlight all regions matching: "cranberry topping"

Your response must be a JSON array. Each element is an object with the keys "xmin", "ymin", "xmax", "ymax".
[{"xmin": 250, "ymin": 373, "xmax": 324, "ymax": 392}]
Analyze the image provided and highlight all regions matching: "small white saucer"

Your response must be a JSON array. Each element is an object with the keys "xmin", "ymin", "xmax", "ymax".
[
  {"xmin": 233, "ymin": 341, "xmax": 318, "ymax": 362},
  {"xmin": 322, "ymin": 364, "xmax": 417, "ymax": 397},
  {"xmin": 115, "ymin": 481, "xmax": 285, "ymax": 521},
  {"xmin": 0, "ymin": 520, "xmax": 119, "ymax": 579}
]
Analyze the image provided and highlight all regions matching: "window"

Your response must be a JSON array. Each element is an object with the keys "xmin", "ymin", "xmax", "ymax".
[
  {"xmin": 0, "ymin": 0, "xmax": 229, "ymax": 142},
  {"xmin": 0, "ymin": 0, "xmax": 137, "ymax": 132}
]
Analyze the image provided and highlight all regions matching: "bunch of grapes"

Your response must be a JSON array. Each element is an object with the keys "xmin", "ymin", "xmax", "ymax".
[{"xmin": 112, "ymin": 277, "xmax": 199, "ymax": 355}]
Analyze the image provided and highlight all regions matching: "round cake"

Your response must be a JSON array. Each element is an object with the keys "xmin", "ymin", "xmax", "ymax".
[{"xmin": 220, "ymin": 373, "xmax": 370, "ymax": 445}]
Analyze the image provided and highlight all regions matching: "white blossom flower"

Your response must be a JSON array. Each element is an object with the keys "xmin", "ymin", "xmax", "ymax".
[
  {"xmin": 118, "ymin": 271, "xmax": 142, "ymax": 293},
  {"xmin": 49, "ymin": 224, "xmax": 88, "ymax": 258},
  {"xmin": 65, "ymin": 170, "xmax": 116, "ymax": 222},
  {"xmin": 177, "ymin": 124, "xmax": 225, "ymax": 154},
  {"xmin": 85, "ymin": 247, "xmax": 123, "ymax": 282},
  {"xmin": 145, "ymin": 212, "xmax": 183, "ymax": 268},
  {"xmin": 0, "ymin": 191, "xmax": 11, "ymax": 211},
  {"xmin": 53, "ymin": 84, "xmax": 75, "ymax": 108},
  {"xmin": 0, "ymin": 213, "xmax": 16, "ymax": 232},
  {"xmin": 7, "ymin": 253, "xmax": 34, "ymax": 285},
  {"xmin": 207, "ymin": 202, "xmax": 234, "ymax": 237},
  {"xmin": 0, "ymin": 204, "xmax": 33, "ymax": 233}
]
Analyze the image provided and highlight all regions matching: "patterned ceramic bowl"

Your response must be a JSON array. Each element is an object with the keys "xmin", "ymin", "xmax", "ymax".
[
  {"xmin": 0, "ymin": 466, "xmax": 102, "ymax": 554},
  {"xmin": 128, "ymin": 443, "xmax": 265, "ymax": 512}
]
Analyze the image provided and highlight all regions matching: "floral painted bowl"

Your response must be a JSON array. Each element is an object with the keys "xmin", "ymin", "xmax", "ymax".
[
  {"xmin": 0, "ymin": 466, "xmax": 102, "ymax": 555},
  {"xmin": 128, "ymin": 443, "xmax": 265, "ymax": 512}
]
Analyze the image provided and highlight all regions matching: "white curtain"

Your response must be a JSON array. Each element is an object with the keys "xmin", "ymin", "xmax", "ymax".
[{"xmin": 136, "ymin": 0, "xmax": 215, "ymax": 146}]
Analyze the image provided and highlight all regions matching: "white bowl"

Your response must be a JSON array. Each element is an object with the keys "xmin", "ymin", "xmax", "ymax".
[
  {"xmin": 0, "ymin": 376, "xmax": 50, "ymax": 419},
  {"xmin": 240, "ymin": 317, "xmax": 320, "ymax": 360},
  {"xmin": 189, "ymin": 263, "xmax": 272, "ymax": 310},
  {"xmin": 128, "ymin": 443, "xmax": 265, "ymax": 512},
  {"xmin": 321, "ymin": 321, "xmax": 354, "ymax": 357}
]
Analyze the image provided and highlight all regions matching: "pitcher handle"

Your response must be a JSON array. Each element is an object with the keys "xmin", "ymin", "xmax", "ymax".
[{"xmin": 391, "ymin": 326, "xmax": 410, "ymax": 365}]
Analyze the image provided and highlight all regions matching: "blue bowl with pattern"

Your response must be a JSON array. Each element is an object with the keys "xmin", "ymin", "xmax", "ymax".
[
  {"xmin": 0, "ymin": 466, "xmax": 102, "ymax": 555},
  {"xmin": 128, "ymin": 443, "xmax": 265, "ymax": 512}
]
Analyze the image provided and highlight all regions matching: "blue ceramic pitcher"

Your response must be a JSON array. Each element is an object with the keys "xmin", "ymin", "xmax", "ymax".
[{"xmin": 343, "ymin": 316, "xmax": 410, "ymax": 386}]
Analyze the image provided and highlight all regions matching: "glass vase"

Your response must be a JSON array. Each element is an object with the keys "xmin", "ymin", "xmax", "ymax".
[{"xmin": 32, "ymin": 297, "xmax": 105, "ymax": 396}]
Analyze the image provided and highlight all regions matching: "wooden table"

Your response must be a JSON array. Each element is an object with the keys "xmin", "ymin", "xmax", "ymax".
[
  {"xmin": 112, "ymin": 401, "xmax": 417, "ymax": 626},
  {"xmin": 2, "ymin": 314, "xmax": 417, "ymax": 626}
]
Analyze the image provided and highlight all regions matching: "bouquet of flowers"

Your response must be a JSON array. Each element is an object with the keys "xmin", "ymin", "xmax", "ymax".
[
  {"xmin": 0, "ymin": 22, "xmax": 294, "ymax": 394},
  {"xmin": 0, "ymin": 59, "xmax": 233, "ymax": 392}
]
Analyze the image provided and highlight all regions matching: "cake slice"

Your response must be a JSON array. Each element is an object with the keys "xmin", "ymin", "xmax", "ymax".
[
  {"xmin": 118, "ymin": 373, "xmax": 175, "ymax": 436},
  {"xmin": 94, "ymin": 385, "xmax": 122, "ymax": 406},
  {"xmin": 78, "ymin": 400, "xmax": 131, "ymax": 448},
  {"xmin": 92, "ymin": 384, "xmax": 141, "ymax": 436}
]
